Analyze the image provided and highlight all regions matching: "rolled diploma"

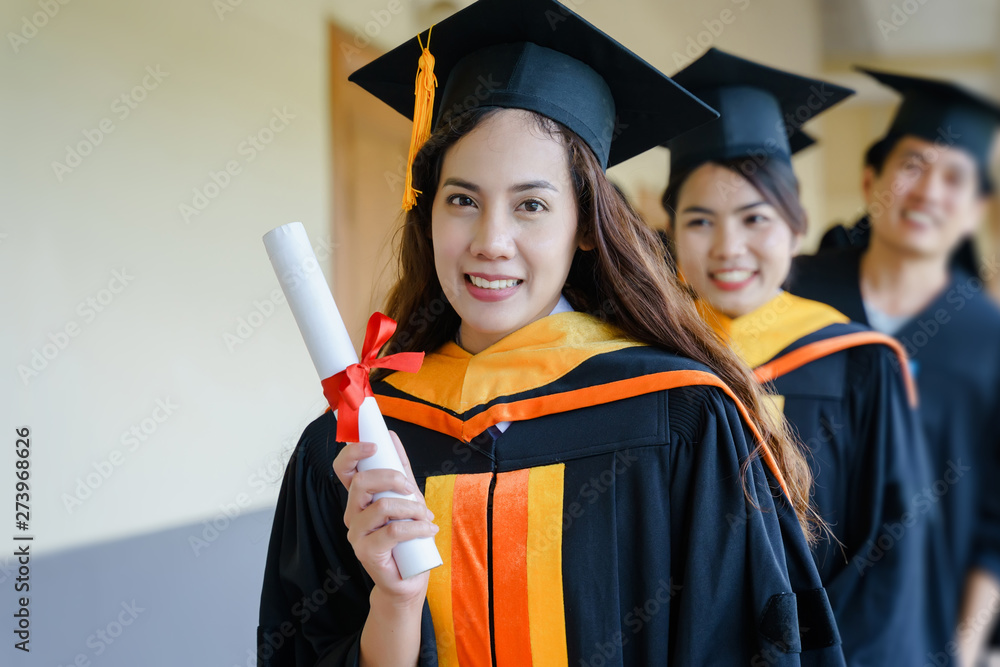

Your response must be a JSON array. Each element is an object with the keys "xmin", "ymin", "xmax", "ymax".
[{"xmin": 263, "ymin": 221, "xmax": 442, "ymax": 579}]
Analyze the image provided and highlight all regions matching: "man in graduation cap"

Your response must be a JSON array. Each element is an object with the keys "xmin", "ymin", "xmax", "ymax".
[{"xmin": 790, "ymin": 69, "xmax": 1000, "ymax": 666}]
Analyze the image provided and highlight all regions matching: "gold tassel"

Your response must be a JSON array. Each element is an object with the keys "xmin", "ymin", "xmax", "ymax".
[{"xmin": 402, "ymin": 27, "xmax": 437, "ymax": 211}]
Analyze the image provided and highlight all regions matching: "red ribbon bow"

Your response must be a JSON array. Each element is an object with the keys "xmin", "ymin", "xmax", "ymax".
[{"xmin": 321, "ymin": 312, "xmax": 424, "ymax": 443}]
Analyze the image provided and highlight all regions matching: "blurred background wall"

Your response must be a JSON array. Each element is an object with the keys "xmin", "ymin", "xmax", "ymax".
[{"xmin": 1, "ymin": 0, "xmax": 997, "ymax": 664}]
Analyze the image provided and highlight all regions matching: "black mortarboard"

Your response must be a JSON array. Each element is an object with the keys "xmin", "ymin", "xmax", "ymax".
[
  {"xmin": 665, "ymin": 48, "xmax": 854, "ymax": 176},
  {"xmin": 348, "ymin": 0, "xmax": 718, "ymax": 172},
  {"xmin": 858, "ymin": 67, "xmax": 1000, "ymax": 191}
]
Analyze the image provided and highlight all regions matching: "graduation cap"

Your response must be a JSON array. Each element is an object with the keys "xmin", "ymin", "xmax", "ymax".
[
  {"xmin": 665, "ymin": 48, "xmax": 854, "ymax": 176},
  {"xmin": 348, "ymin": 0, "xmax": 719, "ymax": 209},
  {"xmin": 858, "ymin": 67, "xmax": 1000, "ymax": 191}
]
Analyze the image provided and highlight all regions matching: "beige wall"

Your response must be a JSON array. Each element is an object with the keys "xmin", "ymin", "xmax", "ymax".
[
  {"xmin": 2, "ymin": 0, "xmax": 337, "ymax": 555},
  {"xmin": 1, "ymin": 0, "xmax": 845, "ymax": 555}
]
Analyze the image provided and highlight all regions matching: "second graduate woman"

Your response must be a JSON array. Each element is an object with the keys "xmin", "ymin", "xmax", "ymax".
[
  {"xmin": 661, "ymin": 49, "xmax": 930, "ymax": 667},
  {"xmin": 790, "ymin": 68, "xmax": 1000, "ymax": 666},
  {"xmin": 257, "ymin": 2, "xmax": 846, "ymax": 666}
]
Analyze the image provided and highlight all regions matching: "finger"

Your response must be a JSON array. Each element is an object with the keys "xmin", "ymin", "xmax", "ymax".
[
  {"xmin": 332, "ymin": 441, "xmax": 377, "ymax": 488},
  {"xmin": 353, "ymin": 517, "xmax": 440, "ymax": 557},
  {"xmin": 345, "ymin": 468, "xmax": 418, "ymax": 515},
  {"xmin": 348, "ymin": 496, "xmax": 433, "ymax": 535}
]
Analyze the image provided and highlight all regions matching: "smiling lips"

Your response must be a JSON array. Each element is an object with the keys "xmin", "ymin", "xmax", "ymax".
[
  {"xmin": 902, "ymin": 209, "xmax": 936, "ymax": 229},
  {"xmin": 709, "ymin": 269, "xmax": 757, "ymax": 291},
  {"xmin": 465, "ymin": 273, "xmax": 523, "ymax": 301}
]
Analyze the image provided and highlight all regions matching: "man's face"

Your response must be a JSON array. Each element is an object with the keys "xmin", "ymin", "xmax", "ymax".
[{"xmin": 863, "ymin": 135, "xmax": 985, "ymax": 260}]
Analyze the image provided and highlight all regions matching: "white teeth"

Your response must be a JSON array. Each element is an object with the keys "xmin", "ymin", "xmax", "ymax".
[
  {"xmin": 905, "ymin": 210, "xmax": 935, "ymax": 226},
  {"xmin": 713, "ymin": 270, "xmax": 754, "ymax": 282},
  {"xmin": 469, "ymin": 275, "xmax": 520, "ymax": 289}
]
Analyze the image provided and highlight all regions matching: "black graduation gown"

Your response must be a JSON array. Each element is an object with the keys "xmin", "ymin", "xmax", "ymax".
[
  {"xmin": 699, "ymin": 295, "xmax": 931, "ymax": 666},
  {"xmin": 790, "ymin": 246, "xmax": 1000, "ymax": 665},
  {"xmin": 257, "ymin": 312, "xmax": 845, "ymax": 666}
]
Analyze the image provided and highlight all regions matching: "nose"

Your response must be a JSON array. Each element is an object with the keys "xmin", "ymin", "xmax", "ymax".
[
  {"xmin": 469, "ymin": 206, "xmax": 515, "ymax": 260},
  {"xmin": 709, "ymin": 219, "xmax": 747, "ymax": 260},
  {"xmin": 911, "ymin": 164, "xmax": 946, "ymax": 205}
]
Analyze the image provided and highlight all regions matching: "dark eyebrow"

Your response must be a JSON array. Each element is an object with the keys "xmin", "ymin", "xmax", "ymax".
[
  {"xmin": 440, "ymin": 178, "xmax": 558, "ymax": 194},
  {"xmin": 441, "ymin": 177, "xmax": 480, "ymax": 192},
  {"xmin": 512, "ymin": 180, "xmax": 558, "ymax": 193},
  {"xmin": 899, "ymin": 150, "xmax": 929, "ymax": 164},
  {"xmin": 681, "ymin": 201, "xmax": 767, "ymax": 215}
]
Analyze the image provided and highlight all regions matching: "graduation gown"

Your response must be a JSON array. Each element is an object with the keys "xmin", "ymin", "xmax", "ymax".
[
  {"xmin": 697, "ymin": 293, "xmax": 931, "ymax": 666},
  {"xmin": 790, "ymin": 245, "xmax": 1000, "ymax": 664},
  {"xmin": 257, "ymin": 311, "xmax": 846, "ymax": 666}
]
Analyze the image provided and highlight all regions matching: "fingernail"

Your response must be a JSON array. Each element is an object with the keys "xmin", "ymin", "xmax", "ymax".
[{"xmin": 427, "ymin": 509, "xmax": 435, "ymax": 521}]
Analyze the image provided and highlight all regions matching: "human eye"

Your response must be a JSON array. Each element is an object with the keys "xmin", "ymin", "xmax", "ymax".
[
  {"xmin": 517, "ymin": 198, "xmax": 548, "ymax": 213},
  {"xmin": 944, "ymin": 166, "xmax": 971, "ymax": 190},
  {"xmin": 446, "ymin": 193, "xmax": 477, "ymax": 208},
  {"xmin": 744, "ymin": 213, "xmax": 770, "ymax": 224},
  {"xmin": 683, "ymin": 217, "xmax": 710, "ymax": 228}
]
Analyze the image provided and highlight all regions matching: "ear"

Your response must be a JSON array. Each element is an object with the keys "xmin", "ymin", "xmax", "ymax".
[
  {"xmin": 790, "ymin": 231, "xmax": 804, "ymax": 257},
  {"xmin": 861, "ymin": 166, "xmax": 877, "ymax": 205},
  {"xmin": 576, "ymin": 220, "xmax": 596, "ymax": 251}
]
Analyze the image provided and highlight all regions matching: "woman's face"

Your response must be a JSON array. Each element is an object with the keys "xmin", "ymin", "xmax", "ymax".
[
  {"xmin": 671, "ymin": 163, "xmax": 801, "ymax": 318},
  {"xmin": 431, "ymin": 110, "xmax": 587, "ymax": 354}
]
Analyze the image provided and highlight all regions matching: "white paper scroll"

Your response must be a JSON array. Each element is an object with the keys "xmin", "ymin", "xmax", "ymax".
[{"xmin": 263, "ymin": 222, "xmax": 443, "ymax": 579}]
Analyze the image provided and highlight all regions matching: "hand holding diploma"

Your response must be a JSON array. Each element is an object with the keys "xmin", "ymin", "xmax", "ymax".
[{"xmin": 263, "ymin": 222, "xmax": 443, "ymax": 580}]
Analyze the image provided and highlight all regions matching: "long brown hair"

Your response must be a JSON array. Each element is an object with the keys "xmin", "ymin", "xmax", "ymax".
[{"xmin": 380, "ymin": 109, "xmax": 817, "ymax": 541}]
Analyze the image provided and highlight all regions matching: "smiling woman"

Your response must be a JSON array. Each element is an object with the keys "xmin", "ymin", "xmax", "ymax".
[
  {"xmin": 662, "ymin": 48, "xmax": 931, "ymax": 666},
  {"xmin": 256, "ymin": 1, "xmax": 847, "ymax": 666},
  {"xmin": 430, "ymin": 110, "xmax": 586, "ymax": 354}
]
